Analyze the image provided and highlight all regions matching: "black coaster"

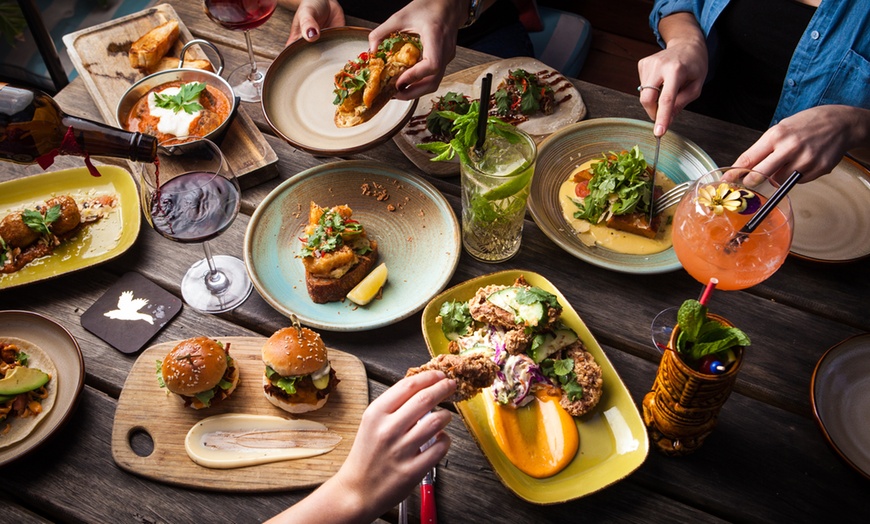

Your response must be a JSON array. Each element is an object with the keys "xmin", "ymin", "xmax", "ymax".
[{"xmin": 81, "ymin": 272, "xmax": 182, "ymax": 354}]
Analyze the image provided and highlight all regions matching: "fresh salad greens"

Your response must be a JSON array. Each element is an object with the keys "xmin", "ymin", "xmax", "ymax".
[
  {"xmin": 675, "ymin": 299, "xmax": 750, "ymax": 361},
  {"xmin": 426, "ymin": 91, "xmax": 472, "ymax": 139},
  {"xmin": 416, "ymin": 101, "xmax": 519, "ymax": 165},
  {"xmin": 572, "ymin": 146, "xmax": 653, "ymax": 223}
]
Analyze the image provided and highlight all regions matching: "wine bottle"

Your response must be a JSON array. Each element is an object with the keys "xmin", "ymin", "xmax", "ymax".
[{"xmin": 0, "ymin": 83, "xmax": 157, "ymax": 173}]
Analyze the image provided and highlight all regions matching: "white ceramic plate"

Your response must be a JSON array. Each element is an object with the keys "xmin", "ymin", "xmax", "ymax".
[
  {"xmin": 0, "ymin": 311, "xmax": 85, "ymax": 466},
  {"xmin": 244, "ymin": 160, "xmax": 460, "ymax": 331},
  {"xmin": 811, "ymin": 333, "xmax": 870, "ymax": 479},
  {"xmin": 529, "ymin": 118, "xmax": 717, "ymax": 274},
  {"xmin": 788, "ymin": 157, "xmax": 870, "ymax": 262},
  {"xmin": 262, "ymin": 27, "xmax": 417, "ymax": 156}
]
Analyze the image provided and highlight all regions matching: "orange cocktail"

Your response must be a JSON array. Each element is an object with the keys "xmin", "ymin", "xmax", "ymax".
[{"xmin": 672, "ymin": 168, "xmax": 794, "ymax": 290}]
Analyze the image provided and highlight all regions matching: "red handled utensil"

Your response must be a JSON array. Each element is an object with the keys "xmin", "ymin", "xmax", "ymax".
[{"xmin": 420, "ymin": 424, "xmax": 437, "ymax": 524}]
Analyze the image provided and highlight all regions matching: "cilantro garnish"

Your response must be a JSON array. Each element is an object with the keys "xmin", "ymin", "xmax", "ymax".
[
  {"xmin": 515, "ymin": 287, "xmax": 561, "ymax": 312},
  {"xmin": 540, "ymin": 357, "xmax": 584, "ymax": 402},
  {"xmin": 15, "ymin": 351, "xmax": 28, "ymax": 366},
  {"xmin": 22, "ymin": 205, "xmax": 60, "ymax": 236},
  {"xmin": 298, "ymin": 207, "xmax": 365, "ymax": 258},
  {"xmin": 438, "ymin": 300, "xmax": 473, "ymax": 341},
  {"xmin": 572, "ymin": 146, "xmax": 652, "ymax": 223},
  {"xmin": 153, "ymin": 82, "xmax": 206, "ymax": 114},
  {"xmin": 675, "ymin": 299, "xmax": 751, "ymax": 361}
]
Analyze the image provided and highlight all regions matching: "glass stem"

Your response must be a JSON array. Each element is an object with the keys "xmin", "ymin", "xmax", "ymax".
[
  {"xmin": 244, "ymin": 30, "xmax": 258, "ymax": 80},
  {"xmin": 202, "ymin": 241, "xmax": 230, "ymax": 295}
]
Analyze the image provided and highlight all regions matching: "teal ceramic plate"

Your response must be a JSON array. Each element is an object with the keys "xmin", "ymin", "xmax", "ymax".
[
  {"xmin": 529, "ymin": 118, "xmax": 717, "ymax": 274},
  {"xmin": 421, "ymin": 270, "xmax": 649, "ymax": 504},
  {"xmin": 811, "ymin": 333, "xmax": 870, "ymax": 479},
  {"xmin": 244, "ymin": 160, "xmax": 460, "ymax": 331},
  {"xmin": 0, "ymin": 165, "xmax": 141, "ymax": 289}
]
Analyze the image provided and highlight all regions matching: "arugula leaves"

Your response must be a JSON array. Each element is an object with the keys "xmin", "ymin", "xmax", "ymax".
[
  {"xmin": 22, "ymin": 205, "xmax": 60, "ymax": 235},
  {"xmin": 675, "ymin": 299, "xmax": 751, "ymax": 361},
  {"xmin": 153, "ymin": 82, "xmax": 205, "ymax": 114},
  {"xmin": 572, "ymin": 146, "xmax": 652, "ymax": 223}
]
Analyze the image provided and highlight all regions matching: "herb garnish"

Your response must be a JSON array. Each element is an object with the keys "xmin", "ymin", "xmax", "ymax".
[
  {"xmin": 438, "ymin": 300, "xmax": 473, "ymax": 341},
  {"xmin": 298, "ymin": 207, "xmax": 366, "ymax": 258},
  {"xmin": 540, "ymin": 357, "xmax": 584, "ymax": 401},
  {"xmin": 572, "ymin": 146, "xmax": 652, "ymax": 223},
  {"xmin": 426, "ymin": 92, "xmax": 471, "ymax": 139},
  {"xmin": 416, "ymin": 101, "xmax": 518, "ymax": 165},
  {"xmin": 493, "ymin": 68, "xmax": 554, "ymax": 116},
  {"xmin": 22, "ymin": 205, "xmax": 60, "ymax": 236},
  {"xmin": 153, "ymin": 82, "xmax": 205, "ymax": 114},
  {"xmin": 675, "ymin": 299, "xmax": 750, "ymax": 361}
]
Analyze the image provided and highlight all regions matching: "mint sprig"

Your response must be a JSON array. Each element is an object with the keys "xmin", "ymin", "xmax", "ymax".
[
  {"xmin": 416, "ymin": 101, "xmax": 517, "ymax": 164},
  {"xmin": 675, "ymin": 299, "xmax": 750, "ymax": 361},
  {"xmin": 153, "ymin": 82, "xmax": 206, "ymax": 114}
]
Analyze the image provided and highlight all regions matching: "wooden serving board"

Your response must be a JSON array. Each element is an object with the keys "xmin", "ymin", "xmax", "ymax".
[
  {"xmin": 61, "ymin": 4, "xmax": 278, "ymax": 187},
  {"xmin": 111, "ymin": 337, "xmax": 368, "ymax": 492},
  {"xmin": 393, "ymin": 59, "xmax": 587, "ymax": 177}
]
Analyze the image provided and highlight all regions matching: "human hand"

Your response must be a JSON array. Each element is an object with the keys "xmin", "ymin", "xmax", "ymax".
[
  {"xmin": 286, "ymin": 0, "xmax": 345, "ymax": 44},
  {"xmin": 637, "ymin": 13, "xmax": 708, "ymax": 137},
  {"xmin": 733, "ymin": 105, "xmax": 870, "ymax": 185},
  {"xmin": 369, "ymin": 0, "xmax": 466, "ymax": 99}
]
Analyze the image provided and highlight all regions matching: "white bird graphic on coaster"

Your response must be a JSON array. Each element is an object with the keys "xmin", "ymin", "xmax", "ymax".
[{"xmin": 104, "ymin": 291, "xmax": 154, "ymax": 325}]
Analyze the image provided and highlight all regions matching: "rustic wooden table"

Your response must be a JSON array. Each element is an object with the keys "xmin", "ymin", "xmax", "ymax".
[{"xmin": 2, "ymin": 2, "xmax": 869, "ymax": 522}]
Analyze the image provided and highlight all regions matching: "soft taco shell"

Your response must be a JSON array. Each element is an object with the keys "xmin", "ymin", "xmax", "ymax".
[
  {"xmin": 472, "ymin": 57, "xmax": 587, "ymax": 137},
  {"xmin": 0, "ymin": 336, "xmax": 58, "ymax": 449}
]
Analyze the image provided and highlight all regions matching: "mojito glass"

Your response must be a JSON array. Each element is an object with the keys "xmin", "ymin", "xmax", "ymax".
[{"xmin": 460, "ymin": 127, "xmax": 537, "ymax": 262}]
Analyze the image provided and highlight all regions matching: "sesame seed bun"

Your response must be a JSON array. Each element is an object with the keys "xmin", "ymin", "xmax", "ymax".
[
  {"xmin": 161, "ymin": 337, "xmax": 230, "ymax": 396},
  {"xmin": 261, "ymin": 327, "xmax": 326, "ymax": 377}
]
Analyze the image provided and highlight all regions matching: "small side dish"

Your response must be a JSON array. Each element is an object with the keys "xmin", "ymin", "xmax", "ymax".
[
  {"xmin": 122, "ymin": 80, "xmax": 232, "ymax": 142},
  {"xmin": 0, "ymin": 337, "xmax": 57, "ymax": 449}
]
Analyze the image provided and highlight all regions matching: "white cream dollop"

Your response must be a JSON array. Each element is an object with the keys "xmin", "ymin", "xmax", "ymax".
[{"xmin": 147, "ymin": 86, "xmax": 200, "ymax": 137}]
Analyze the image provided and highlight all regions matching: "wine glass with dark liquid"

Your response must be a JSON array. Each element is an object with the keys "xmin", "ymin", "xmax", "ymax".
[
  {"xmin": 140, "ymin": 136, "xmax": 252, "ymax": 313},
  {"xmin": 203, "ymin": 0, "xmax": 278, "ymax": 103}
]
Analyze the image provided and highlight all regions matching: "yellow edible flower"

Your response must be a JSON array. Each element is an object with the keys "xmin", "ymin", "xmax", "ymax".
[{"xmin": 697, "ymin": 183, "xmax": 743, "ymax": 214}]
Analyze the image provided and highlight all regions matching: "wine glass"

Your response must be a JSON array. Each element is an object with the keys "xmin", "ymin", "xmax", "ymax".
[
  {"xmin": 140, "ymin": 136, "xmax": 253, "ymax": 313},
  {"xmin": 203, "ymin": 0, "xmax": 278, "ymax": 103},
  {"xmin": 671, "ymin": 167, "xmax": 794, "ymax": 291}
]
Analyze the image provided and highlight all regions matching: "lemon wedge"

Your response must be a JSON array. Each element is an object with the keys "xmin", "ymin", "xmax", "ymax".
[{"xmin": 347, "ymin": 263, "xmax": 387, "ymax": 306}]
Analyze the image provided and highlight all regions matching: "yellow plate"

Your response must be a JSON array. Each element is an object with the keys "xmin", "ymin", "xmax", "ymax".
[
  {"xmin": 421, "ymin": 270, "xmax": 649, "ymax": 504},
  {"xmin": 0, "ymin": 165, "xmax": 140, "ymax": 289}
]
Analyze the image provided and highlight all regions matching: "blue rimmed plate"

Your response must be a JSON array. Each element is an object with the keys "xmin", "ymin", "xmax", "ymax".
[
  {"xmin": 244, "ymin": 160, "xmax": 460, "ymax": 331},
  {"xmin": 529, "ymin": 118, "xmax": 717, "ymax": 273}
]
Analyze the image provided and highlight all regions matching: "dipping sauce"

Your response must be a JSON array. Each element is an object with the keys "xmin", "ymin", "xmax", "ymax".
[
  {"xmin": 123, "ymin": 81, "xmax": 231, "ymax": 142},
  {"xmin": 482, "ymin": 388, "xmax": 579, "ymax": 478},
  {"xmin": 559, "ymin": 159, "xmax": 677, "ymax": 255}
]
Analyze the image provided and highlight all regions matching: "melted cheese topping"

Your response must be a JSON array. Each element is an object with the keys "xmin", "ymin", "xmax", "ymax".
[
  {"xmin": 558, "ymin": 160, "xmax": 677, "ymax": 255},
  {"xmin": 147, "ymin": 86, "xmax": 200, "ymax": 137}
]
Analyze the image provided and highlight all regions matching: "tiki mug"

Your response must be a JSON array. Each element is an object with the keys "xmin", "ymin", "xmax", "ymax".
[{"xmin": 642, "ymin": 313, "xmax": 744, "ymax": 456}]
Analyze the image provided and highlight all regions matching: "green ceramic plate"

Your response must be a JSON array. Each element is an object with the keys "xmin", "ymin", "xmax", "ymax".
[
  {"xmin": 0, "ymin": 165, "xmax": 141, "ymax": 289},
  {"xmin": 421, "ymin": 270, "xmax": 649, "ymax": 504}
]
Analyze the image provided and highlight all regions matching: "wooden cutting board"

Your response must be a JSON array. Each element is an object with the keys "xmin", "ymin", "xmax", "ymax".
[
  {"xmin": 112, "ymin": 337, "xmax": 367, "ymax": 492},
  {"xmin": 393, "ymin": 58, "xmax": 587, "ymax": 177},
  {"xmin": 62, "ymin": 4, "xmax": 278, "ymax": 188}
]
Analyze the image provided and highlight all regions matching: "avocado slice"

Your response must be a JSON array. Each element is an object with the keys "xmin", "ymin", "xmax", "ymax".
[
  {"xmin": 0, "ymin": 366, "xmax": 50, "ymax": 396},
  {"xmin": 530, "ymin": 328, "xmax": 579, "ymax": 363},
  {"xmin": 486, "ymin": 287, "xmax": 546, "ymax": 327}
]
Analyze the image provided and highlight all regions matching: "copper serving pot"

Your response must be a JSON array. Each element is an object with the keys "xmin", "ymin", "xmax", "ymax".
[{"xmin": 115, "ymin": 39, "xmax": 238, "ymax": 143}]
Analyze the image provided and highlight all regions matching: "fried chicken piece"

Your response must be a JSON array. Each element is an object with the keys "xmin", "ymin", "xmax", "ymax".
[
  {"xmin": 406, "ymin": 352, "xmax": 499, "ymax": 402},
  {"xmin": 558, "ymin": 341, "xmax": 603, "ymax": 417},
  {"xmin": 468, "ymin": 276, "xmax": 560, "ymax": 330}
]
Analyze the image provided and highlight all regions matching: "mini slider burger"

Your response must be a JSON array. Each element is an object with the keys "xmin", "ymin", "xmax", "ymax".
[
  {"xmin": 158, "ymin": 337, "xmax": 240, "ymax": 409},
  {"xmin": 262, "ymin": 327, "xmax": 340, "ymax": 413}
]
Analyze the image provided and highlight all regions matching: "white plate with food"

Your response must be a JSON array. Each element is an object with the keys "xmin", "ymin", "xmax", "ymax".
[
  {"xmin": 0, "ymin": 310, "xmax": 85, "ymax": 466},
  {"xmin": 394, "ymin": 57, "xmax": 587, "ymax": 177},
  {"xmin": 244, "ymin": 160, "xmax": 460, "ymax": 331},
  {"xmin": 529, "ymin": 118, "xmax": 717, "ymax": 274},
  {"xmin": 811, "ymin": 333, "xmax": 870, "ymax": 479},
  {"xmin": 788, "ymin": 157, "xmax": 870, "ymax": 263},
  {"xmin": 263, "ymin": 27, "xmax": 418, "ymax": 156}
]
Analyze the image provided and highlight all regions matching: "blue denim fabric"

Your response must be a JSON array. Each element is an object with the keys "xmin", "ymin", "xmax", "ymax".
[{"xmin": 649, "ymin": 0, "xmax": 870, "ymax": 127}]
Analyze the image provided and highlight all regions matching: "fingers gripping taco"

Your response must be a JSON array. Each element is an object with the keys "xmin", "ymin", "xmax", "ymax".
[
  {"xmin": 0, "ymin": 337, "xmax": 58, "ymax": 449},
  {"xmin": 333, "ymin": 32, "xmax": 422, "ymax": 128}
]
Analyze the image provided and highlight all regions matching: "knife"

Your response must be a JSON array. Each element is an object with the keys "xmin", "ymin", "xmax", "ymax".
[
  {"xmin": 420, "ymin": 465, "xmax": 436, "ymax": 524},
  {"xmin": 648, "ymin": 134, "xmax": 661, "ymax": 225}
]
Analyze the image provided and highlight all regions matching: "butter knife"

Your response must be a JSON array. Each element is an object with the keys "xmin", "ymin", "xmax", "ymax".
[{"xmin": 648, "ymin": 134, "xmax": 661, "ymax": 224}]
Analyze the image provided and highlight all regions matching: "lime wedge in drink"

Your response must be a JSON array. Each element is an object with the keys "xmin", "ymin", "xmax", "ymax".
[{"xmin": 482, "ymin": 167, "xmax": 534, "ymax": 201}]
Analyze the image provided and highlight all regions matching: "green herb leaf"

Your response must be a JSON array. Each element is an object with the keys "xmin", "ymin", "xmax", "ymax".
[
  {"xmin": 571, "ymin": 146, "xmax": 652, "ymax": 223},
  {"xmin": 416, "ymin": 101, "xmax": 516, "ymax": 163},
  {"xmin": 22, "ymin": 205, "xmax": 60, "ymax": 235},
  {"xmin": 438, "ymin": 300, "xmax": 473, "ymax": 341},
  {"xmin": 516, "ymin": 287, "xmax": 561, "ymax": 311},
  {"xmin": 16, "ymin": 351, "xmax": 28, "ymax": 366},
  {"xmin": 155, "ymin": 359, "xmax": 165, "ymax": 388},
  {"xmin": 675, "ymin": 299, "xmax": 751, "ymax": 361},
  {"xmin": 153, "ymin": 82, "xmax": 206, "ymax": 114}
]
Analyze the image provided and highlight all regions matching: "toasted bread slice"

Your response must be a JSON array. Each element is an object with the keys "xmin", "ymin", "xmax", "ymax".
[
  {"xmin": 130, "ymin": 20, "xmax": 180, "ymax": 71},
  {"xmin": 305, "ymin": 240, "xmax": 379, "ymax": 303},
  {"xmin": 149, "ymin": 56, "xmax": 214, "ymax": 74}
]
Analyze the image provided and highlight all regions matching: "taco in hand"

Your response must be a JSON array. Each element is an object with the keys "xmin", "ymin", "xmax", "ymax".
[
  {"xmin": 0, "ymin": 337, "xmax": 58, "ymax": 449},
  {"xmin": 333, "ymin": 32, "xmax": 422, "ymax": 128}
]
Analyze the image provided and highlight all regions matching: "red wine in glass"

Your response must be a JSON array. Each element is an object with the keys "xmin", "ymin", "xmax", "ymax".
[
  {"xmin": 149, "ymin": 171, "xmax": 241, "ymax": 243},
  {"xmin": 203, "ymin": 0, "xmax": 277, "ymax": 102}
]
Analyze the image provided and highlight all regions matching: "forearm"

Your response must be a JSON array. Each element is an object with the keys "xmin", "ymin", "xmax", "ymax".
[
  {"xmin": 265, "ymin": 474, "xmax": 376, "ymax": 524},
  {"xmin": 658, "ymin": 12, "xmax": 706, "ymax": 50}
]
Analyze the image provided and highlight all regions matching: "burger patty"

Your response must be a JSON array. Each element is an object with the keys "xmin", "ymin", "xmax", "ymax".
[{"xmin": 264, "ymin": 369, "xmax": 340, "ymax": 404}]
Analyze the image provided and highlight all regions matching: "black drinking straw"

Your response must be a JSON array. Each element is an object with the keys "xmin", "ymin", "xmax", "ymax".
[
  {"xmin": 474, "ymin": 73, "xmax": 493, "ymax": 156},
  {"xmin": 725, "ymin": 170, "xmax": 801, "ymax": 252}
]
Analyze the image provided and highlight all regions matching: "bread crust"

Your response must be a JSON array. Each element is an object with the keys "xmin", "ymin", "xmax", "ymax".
[
  {"xmin": 130, "ymin": 20, "xmax": 180, "ymax": 71},
  {"xmin": 305, "ymin": 240, "xmax": 379, "ymax": 303}
]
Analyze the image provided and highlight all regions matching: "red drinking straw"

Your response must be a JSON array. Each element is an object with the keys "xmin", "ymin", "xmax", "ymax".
[{"xmin": 699, "ymin": 278, "xmax": 718, "ymax": 305}]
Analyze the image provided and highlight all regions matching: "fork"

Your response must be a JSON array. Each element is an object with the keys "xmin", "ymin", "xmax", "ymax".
[{"xmin": 652, "ymin": 180, "xmax": 692, "ymax": 215}]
